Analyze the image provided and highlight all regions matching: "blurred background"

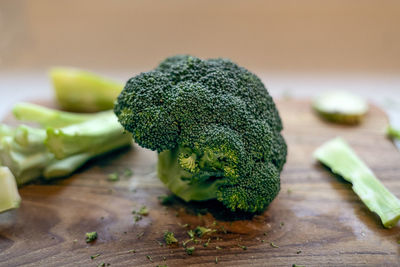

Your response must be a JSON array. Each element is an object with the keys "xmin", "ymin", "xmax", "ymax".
[{"xmin": 0, "ymin": 0, "xmax": 399, "ymax": 115}]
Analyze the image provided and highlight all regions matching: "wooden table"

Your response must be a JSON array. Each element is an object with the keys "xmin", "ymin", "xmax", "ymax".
[{"xmin": 0, "ymin": 99, "xmax": 399, "ymax": 267}]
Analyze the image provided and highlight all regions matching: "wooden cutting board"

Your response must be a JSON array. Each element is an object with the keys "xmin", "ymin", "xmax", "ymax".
[{"xmin": 0, "ymin": 99, "xmax": 399, "ymax": 267}]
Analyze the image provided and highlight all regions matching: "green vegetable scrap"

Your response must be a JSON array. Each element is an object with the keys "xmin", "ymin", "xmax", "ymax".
[
  {"xmin": 0, "ymin": 167, "xmax": 21, "ymax": 213},
  {"xmin": 314, "ymin": 137, "xmax": 400, "ymax": 228},
  {"xmin": 312, "ymin": 91, "xmax": 368, "ymax": 124},
  {"xmin": 50, "ymin": 67, "xmax": 124, "ymax": 112},
  {"xmin": 194, "ymin": 226, "xmax": 215, "ymax": 237},
  {"xmin": 270, "ymin": 242, "xmax": 279, "ymax": 248},
  {"xmin": 387, "ymin": 125, "xmax": 400, "ymax": 140},
  {"xmin": 108, "ymin": 172, "xmax": 119, "ymax": 181},
  {"xmin": 91, "ymin": 254, "xmax": 101, "ymax": 260},
  {"xmin": 114, "ymin": 55, "xmax": 287, "ymax": 213},
  {"xmin": 185, "ymin": 246, "xmax": 195, "ymax": 255},
  {"xmin": 85, "ymin": 231, "xmax": 98, "ymax": 243},
  {"xmin": 138, "ymin": 206, "xmax": 149, "ymax": 216},
  {"xmin": 164, "ymin": 231, "xmax": 178, "ymax": 245},
  {"xmin": 0, "ymin": 103, "xmax": 132, "ymax": 187}
]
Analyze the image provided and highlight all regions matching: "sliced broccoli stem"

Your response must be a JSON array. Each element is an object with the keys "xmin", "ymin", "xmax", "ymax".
[
  {"xmin": 13, "ymin": 102, "xmax": 102, "ymax": 128},
  {"xmin": 158, "ymin": 146, "xmax": 225, "ymax": 202},
  {"xmin": 314, "ymin": 137, "xmax": 400, "ymax": 228},
  {"xmin": 0, "ymin": 167, "xmax": 21, "ymax": 213},
  {"xmin": 46, "ymin": 111, "xmax": 131, "ymax": 159},
  {"xmin": 50, "ymin": 67, "xmax": 124, "ymax": 112},
  {"xmin": 387, "ymin": 125, "xmax": 400, "ymax": 140}
]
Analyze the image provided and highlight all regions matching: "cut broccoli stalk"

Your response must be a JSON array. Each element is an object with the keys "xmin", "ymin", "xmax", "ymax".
[
  {"xmin": 387, "ymin": 125, "xmax": 400, "ymax": 140},
  {"xmin": 314, "ymin": 137, "xmax": 400, "ymax": 228},
  {"xmin": 0, "ymin": 167, "xmax": 21, "ymax": 213},
  {"xmin": 313, "ymin": 91, "xmax": 369, "ymax": 124},
  {"xmin": 50, "ymin": 67, "xmax": 124, "ymax": 112},
  {"xmin": 158, "ymin": 146, "xmax": 227, "ymax": 202},
  {"xmin": 46, "ymin": 111, "xmax": 132, "ymax": 159},
  {"xmin": 13, "ymin": 102, "xmax": 102, "ymax": 128},
  {"xmin": 1, "ymin": 104, "xmax": 133, "ymax": 185},
  {"xmin": 0, "ymin": 136, "xmax": 52, "ymax": 185}
]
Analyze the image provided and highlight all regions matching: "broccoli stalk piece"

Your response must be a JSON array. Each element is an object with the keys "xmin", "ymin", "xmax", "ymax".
[
  {"xmin": 164, "ymin": 231, "xmax": 178, "ymax": 245},
  {"xmin": 46, "ymin": 111, "xmax": 132, "ymax": 159},
  {"xmin": 312, "ymin": 91, "xmax": 368, "ymax": 125},
  {"xmin": 0, "ymin": 103, "xmax": 133, "ymax": 186},
  {"xmin": 114, "ymin": 55, "xmax": 287, "ymax": 213},
  {"xmin": 13, "ymin": 102, "xmax": 101, "ymax": 128},
  {"xmin": 387, "ymin": 125, "xmax": 400, "ymax": 140},
  {"xmin": 50, "ymin": 67, "xmax": 124, "ymax": 112},
  {"xmin": 314, "ymin": 137, "xmax": 400, "ymax": 228},
  {"xmin": 0, "ymin": 167, "xmax": 21, "ymax": 213}
]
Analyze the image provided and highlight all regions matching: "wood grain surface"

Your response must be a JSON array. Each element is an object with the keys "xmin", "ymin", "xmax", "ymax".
[{"xmin": 0, "ymin": 99, "xmax": 399, "ymax": 267}]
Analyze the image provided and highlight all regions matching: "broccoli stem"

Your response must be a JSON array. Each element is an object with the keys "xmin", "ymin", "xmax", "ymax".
[
  {"xmin": 314, "ymin": 137, "xmax": 400, "ymax": 228},
  {"xmin": 46, "ymin": 111, "xmax": 131, "ymax": 159},
  {"xmin": 50, "ymin": 67, "xmax": 124, "ymax": 112},
  {"xmin": 158, "ymin": 147, "xmax": 225, "ymax": 202},
  {"xmin": 0, "ymin": 167, "xmax": 21, "ymax": 213},
  {"xmin": 387, "ymin": 125, "xmax": 400, "ymax": 140},
  {"xmin": 13, "ymin": 102, "xmax": 102, "ymax": 128}
]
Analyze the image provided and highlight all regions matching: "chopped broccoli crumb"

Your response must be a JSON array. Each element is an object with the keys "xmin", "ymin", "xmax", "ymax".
[
  {"xmin": 91, "ymin": 254, "xmax": 101, "ymax": 260},
  {"xmin": 270, "ymin": 242, "xmax": 279, "ymax": 248},
  {"xmin": 203, "ymin": 238, "xmax": 211, "ymax": 247},
  {"xmin": 187, "ymin": 230, "xmax": 195, "ymax": 239},
  {"xmin": 85, "ymin": 232, "xmax": 98, "ymax": 243},
  {"xmin": 292, "ymin": 265, "xmax": 305, "ymax": 267},
  {"xmin": 108, "ymin": 172, "xmax": 119, "ymax": 181},
  {"xmin": 134, "ymin": 215, "xmax": 142, "ymax": 222},
  {"xmin": 137, "ymin": 232, "xmax": 144, "ymax": 238},
  {"xmin": 123, "ymin": 168, "xmax": 133, "ymax": 177},
  {"xmin": 128, "ymin": 249, "xmax": 136, "ymax": 253},
  {"xmin": 215, "ymin": 246, "xmax": 222, "ymax": 250},
  {"xmin": 156, "ymin": 265, "xmax": 168, "ymax": 267},
  {"xmin": 98, "ymin": 263, "xmax": 105, "ymax": 267},
  {"xmin": 314, "ymin": 137, "xmax": 400, "ymax": 228},
  {"xmin": 194, "ymin": 226, "xmax": 215, "ymax": 237},
  {"xmin": 185, "ymin": 247, "xmax": 195, "ymax": 255},
  {"xmin": 238, "ymin": 244, "xmax": 247, "ymax": 250},
  {"xmin": 164, "ymin": 231, "xmax": 178, "ymax": 245},
  {"xmin": 296, "ymin": 250, "xmax": 302, "ymax": 254},
  {"xmin": 138, "ymin": 206, "xmax": 149, "ymax": 216},
  {"xmin": 146, "ymin": 255, "xmax": 153, "ymax": 262}
]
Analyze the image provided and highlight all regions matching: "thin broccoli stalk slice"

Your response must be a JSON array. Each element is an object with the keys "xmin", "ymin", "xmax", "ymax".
[
  {"xmin": 13, "ymin": 102, "xmax": 103, "ymax": 128},
  {"xmin": 46, "ymin": 112, "xmax": 132, "ymax": 159},
  {"xmin": 50, "ymin": 67, "xmax": 124, "ymax": 112},
  {"xmin": 314, "ymin": 137, "xmax": 400, "ymax": 228},
  {"xmin": 312, "ymin": 91, "xmax": 369, "ymax": 125},
  {"xmin": 14, "ymin": 125, "xmax": 47, "ymax": 149},
  {"xmin": 158, "ymin": 147, "xmax": 226, "ymax": 202},
  {"xmin": 0, "ymin": 136, "xmax": 53, "ymax": 185},
  {"xmin": 44, "ymin": 135, "xmax": 132, "ymax": 179},
  {"xmin": 387, "ymin": 125, "xmax": 400, "ymax": 140},
  {"xmin": 0, "ymin": 167, "xmax": 21, "ymax": 213}
]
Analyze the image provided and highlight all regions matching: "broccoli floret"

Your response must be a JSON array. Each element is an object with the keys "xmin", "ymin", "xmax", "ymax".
[
  {"xmin": 164, "ymin": 231, "xmax": 178, "ymax": 245},
  {"xmin": 85, "ymin": 231, "xmax": 98, "ymax": 243},
  {"xmin": 114, "ymin": 55, "xmax": 287, "ymax": 213},
  {"xmin": 314, "ymin": 137, "xmax": 400, "ymax": 228},
  {"xmin": 50, "ymin": 67, "xmax": 124, "ymax": 112},
  {"xmin": 0, "ymin": 167, "xmax": 21, "ymax": 213}
]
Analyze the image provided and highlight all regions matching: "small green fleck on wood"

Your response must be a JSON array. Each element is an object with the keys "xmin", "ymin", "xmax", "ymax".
[
  {"xmin": 185, "ymin": 247, "xmax": 195, "ymax": 255},
  {"xmin": 108, "ymin": 172, "xmax": 119, "ymax": 181},
  {"xmin": 138, "ymin": 206, "xmax": 149, "ymax": 216},
  {"xmin": 270, "ymin": 242, "xmax": 279, "ymax": 248},
  {"xmin": 85, "ymin": 232, "xmax": 98, "ymax": 243},
  {"xmin": 146, "ymin": 255, "xmax": 153, "ymax": 262},
  {"xmin": 91, "ymin": 254, "xmax": 101, "ymax": 260},
  {"xmin": 238, "ymin": 244, "xmax": 247, "ymax": 250},
  {"xmin": 164, "ymin": 231, "xmax": 178, "ymax": 245}
]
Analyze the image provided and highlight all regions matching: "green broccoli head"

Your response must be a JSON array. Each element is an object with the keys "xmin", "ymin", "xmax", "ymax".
[{"xmin": 114, "ymin": 55, "xmax": 287, "ymax": 213}]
